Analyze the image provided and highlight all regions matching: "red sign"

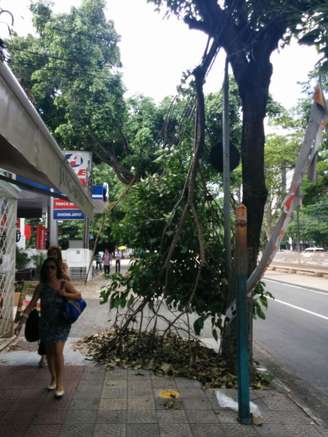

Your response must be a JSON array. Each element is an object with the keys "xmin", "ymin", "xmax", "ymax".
[
  {"xmin": 53, "ymin": 199, "xmax": 79, "ymax": 210},
  {"xmin": 53, "ymin": 151, "xmax": 92, "ymax": 220},
  {"xmin": 36, "ymin": 224, "xmax": 46, "ymax": 250},
  {"xmin": 25, "ymin": 224, "xmax": 32, "ymax": 240}
]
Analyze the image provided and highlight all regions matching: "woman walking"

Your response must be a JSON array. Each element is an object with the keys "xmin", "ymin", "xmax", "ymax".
[
  {"xmin": 38, "ymin": 246, "xmax": 71, "ymax": 368},
  {"xmin": 47, "ymin": 246, "xmax": 70, "ymax": 280},
  {"xmin": 15, "ymin": 257, "xmax": 82, "ymax": 398}
]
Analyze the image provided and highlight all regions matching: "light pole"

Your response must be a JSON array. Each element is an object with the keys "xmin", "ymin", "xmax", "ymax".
[{"xmin": 222, "ymin": 56, "xmax": 231, "ymax": 277}]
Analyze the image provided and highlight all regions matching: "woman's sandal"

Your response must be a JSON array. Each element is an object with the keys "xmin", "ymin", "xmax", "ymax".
[
  {"xmin": 47, "ymin": 382, "xmax": 56, "ymax": 390},
  {"xmin": 55, "ymin": 390, "xmax": 65, "ymax": 399}
]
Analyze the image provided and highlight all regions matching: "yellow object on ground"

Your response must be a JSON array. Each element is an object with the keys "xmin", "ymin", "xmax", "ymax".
[{"xmin": 159, "ymin": 390, "xmax": 180, "ymax": 399}]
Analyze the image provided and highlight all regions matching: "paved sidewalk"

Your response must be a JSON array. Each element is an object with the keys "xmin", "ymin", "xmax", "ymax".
[
  {"xmin": 1, "ymin": 274, "xmax": 328, "ymax": 436},
  {"xmin": 1, "ymin": 363, "xmax": 327, "ymax": 437}
]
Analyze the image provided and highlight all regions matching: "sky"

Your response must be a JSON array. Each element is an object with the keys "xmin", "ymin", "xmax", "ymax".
[{"xmin": 0, "ymin": 0, "xmax": 320, "ymax": 109}]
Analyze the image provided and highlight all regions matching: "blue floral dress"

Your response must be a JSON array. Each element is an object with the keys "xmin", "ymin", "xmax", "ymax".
[{"xmin": 39, "ymin": 282, "xmax": 71, "ymax": 345}]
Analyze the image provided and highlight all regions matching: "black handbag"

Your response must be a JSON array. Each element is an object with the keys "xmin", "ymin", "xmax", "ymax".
[{"xmin": 24, "ymin": 309, "xmax": 40, "ymax": 342}]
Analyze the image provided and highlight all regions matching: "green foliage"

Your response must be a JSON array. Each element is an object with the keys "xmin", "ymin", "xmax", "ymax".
[
  {"xmin": 287, "ymin": 201, "xmax": 328, "ymax": 248},
  {"xmin": 281, "ymin": 79, "xmax": 328, "ymax": 248},
  {"xmin": 99, "ymin": 136, "xmax": 230, "ymax": 335},
  {"xmin": 31, "ymin": 252, "xmax": 47, "ymax": 277},
  {"xmin": 149, "ymin": 0, "xmax": 328, "ymax": 68},
  {"xmin": 262, "ymin": 101, "xmax": 300, "ymax": 244},
  {"xmin": 121, "ymin": 96, "xmax": 167, "ymax": 177},
  {"xmin": 15, "ymin": 248, "xmax": 30, "ymax": 270},
  {"xmin": 253, "ymin": 281, "xmax": 274, "ymax": 320},
  {"xmin": 57, "ymin": 221, "xmax": 84, "ymax": 249},
  {"xmin": 7, "ymin": 0, "xmax": 125, "ymax": 164}
]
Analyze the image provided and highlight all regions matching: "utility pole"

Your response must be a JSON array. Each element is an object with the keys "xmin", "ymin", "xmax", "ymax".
[
  {"xmin": 83, "ymin": 217, "xmax": 89, "ymax": 249},
  {"xmin": 48, "ymin": 196, "xmax": 58, "ymax": 246},
  {"xmin": 235, "ymin": 204, "xmax": 251, "ymax": 424},
  {"xmin": 222, "ymin": 56, "xmax": 231, "ymax": 277},
  {"xmin": 220, "ymin": 56, "xmax": 234, "ymax": 366}
]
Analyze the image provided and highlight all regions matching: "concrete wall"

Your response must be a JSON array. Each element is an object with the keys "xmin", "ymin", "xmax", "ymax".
[{"xmin": 273, "ymin": 251, "xmax": 328, "ymax": 267}]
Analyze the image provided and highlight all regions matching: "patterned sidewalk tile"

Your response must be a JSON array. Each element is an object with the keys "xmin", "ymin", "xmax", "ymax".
[
  {"xmin": 93, "ymin": 423, "xmax": 126, "ymax": 437},
  {"xmin": 1, "ymin": 356, "xmax": 328, "ymax": 437},
  {"xmin": 126, "ymin": 423, "xmax": 160, "ymax": 437}
]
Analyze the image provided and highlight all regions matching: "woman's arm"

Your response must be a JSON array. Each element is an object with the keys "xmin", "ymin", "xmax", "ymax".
[
  {"xmin": 61, "ymin": 262, "xmax": 71, "ymax": 281},
  {"xmin": 14, "ymin": 284, "xmax": 41, "ymax": 335},
  {"xmin": 58, "ymin": 281, "xmax": 82, "ymax": 301}
]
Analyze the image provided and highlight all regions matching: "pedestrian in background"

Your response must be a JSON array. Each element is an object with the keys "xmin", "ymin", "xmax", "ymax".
[
  {"xmin": 114, "ymin": 248, "xmax": 121, "ymax": 273},
  {"xmin": 95, "ymin": 252, "xmax": 102, "ymax": 271},
  {"xmin": 15, "ymin": 257, "xmax": 82, "ymax": 399},
  {"xmin": 102, "ymin": 249, "xmax": 111, "ymax": 276}
]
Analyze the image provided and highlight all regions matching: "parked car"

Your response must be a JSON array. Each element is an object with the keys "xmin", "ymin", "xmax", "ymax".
[{"xmin": 303, "ymin": 247, "xmax": 325, "ymax": 253}]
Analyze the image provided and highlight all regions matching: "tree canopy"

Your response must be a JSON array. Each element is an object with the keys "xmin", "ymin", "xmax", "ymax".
[
  {"xmin": 147, "ymin": 0, "xmax": 328, "ymax": 273},
  {"xmin": 7, "ymin": 0, "xmax": 135, "ymax": 182}
]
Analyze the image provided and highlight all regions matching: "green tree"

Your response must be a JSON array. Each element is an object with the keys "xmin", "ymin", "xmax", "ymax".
[
  {"xmin": 284, "ymin": 75, "xmax": 328, "ymax": 248},
  {"xmin": 262, "ymin": 133, "xmax": 299, "ymax": 243},
  {"xmin": 7, "ymin": 0, "xmax": 134, "ymax": 183},
  {"xmin": 147, "ymin": 0, "xmax": 328, "ymax": 274},
  {"xmin": 287, "ymin": 202, "xmax": 328, "ymax": 248},
  {"xmin": 101, "ymin": 132, "xmax": 229, "ymax": 341}
]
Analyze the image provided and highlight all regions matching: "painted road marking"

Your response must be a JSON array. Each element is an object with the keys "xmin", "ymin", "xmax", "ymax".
[{"xmin": 273, "ymin": 298, "xmax": 328, "ymax": 321}]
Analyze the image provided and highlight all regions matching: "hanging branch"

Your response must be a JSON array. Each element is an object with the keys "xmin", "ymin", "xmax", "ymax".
[
  {"xmin": 135, "ymin": 39, "xmax": 220, "ymax": 347},
  {"xmin": 96, "ymin": 39, "xmax": 223, "ymax": 361},
  {"xmin": 160, "ymin": 39, "xmax": 219, "ymax": 270},
  {"xmin": 159, "ymin": 62, "xmax": 208, "ymax": 339},
  {"xmin": 161, "ymin": 66, "xmax": 206, "ymax": 270}
]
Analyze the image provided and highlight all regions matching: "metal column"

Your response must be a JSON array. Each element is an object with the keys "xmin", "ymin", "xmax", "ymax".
[{"xmin": 235, "ymin": 204, "xmax": 251, "ymax": 424}]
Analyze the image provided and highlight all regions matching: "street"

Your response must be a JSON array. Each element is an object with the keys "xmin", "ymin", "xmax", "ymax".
[{"xmin": 255, "ymin": 278, "xmax": 328, "ymax": 423}]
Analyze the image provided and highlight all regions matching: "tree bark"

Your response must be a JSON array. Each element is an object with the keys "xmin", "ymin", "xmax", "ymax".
[
  {"xmin": 240, "ymin": 83, "xmax": 269, "ymax": 274},
  {"xmin": 221, "ymin": 54, "xmax": 272, "ymax": 368},
  {"xmin": 241, "ymin": 81, "xmax": 270, "ymax": 368}
]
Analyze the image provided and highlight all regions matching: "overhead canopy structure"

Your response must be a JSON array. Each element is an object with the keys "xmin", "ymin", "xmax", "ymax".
[{"xmin": 0, "ymin": 61, "xmax": 94, "ymax": 218}]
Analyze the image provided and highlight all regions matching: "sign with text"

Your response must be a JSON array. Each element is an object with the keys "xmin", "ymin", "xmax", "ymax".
[
  {"xmin": 53, "ymin": 151, "xmax": 92, "ymax": 220},
  {"xmin": 53, "ymin": 209, "xmax": 85, "ymax": 220}
]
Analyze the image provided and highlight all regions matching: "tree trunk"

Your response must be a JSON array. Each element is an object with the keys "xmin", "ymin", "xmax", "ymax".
[
  {"xmin": 221, "ymin": 57, "xmax": 272, "ymax": 367},
  {"xmin": 182, "ymin": 0, "xmax": 287, "ymax": 370},
  {"xmin": 241, "ymin": 93, "xmax": 268, "ymax": 274}
]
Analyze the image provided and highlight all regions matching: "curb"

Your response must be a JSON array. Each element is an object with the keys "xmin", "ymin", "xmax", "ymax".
[
  {"xmin": 255, "ymin": 343, "xmax": 327, "ymax": 429},
  {"xmin": 263, "ymin": 277, "xmax": 328, "ymax": 294},
  {"xmin": 270, "ymin": 374, "xmax": 324, "ymax": 428}
]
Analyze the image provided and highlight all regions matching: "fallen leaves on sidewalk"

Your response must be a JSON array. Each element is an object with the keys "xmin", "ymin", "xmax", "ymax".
[{"xmin": 76, "ymin": 329, "xmax": 272, "ymax": 389}]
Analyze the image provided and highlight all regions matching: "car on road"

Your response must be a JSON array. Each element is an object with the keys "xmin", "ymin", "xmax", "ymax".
[{"xmin": 303, "ymin": 247, "xmax": 326, "ymax": 253}]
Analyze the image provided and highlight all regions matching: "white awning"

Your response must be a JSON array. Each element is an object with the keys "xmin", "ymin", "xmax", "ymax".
[{"xmin": 0, "ymin": 61, "xmax": 94, "ymax": 218}]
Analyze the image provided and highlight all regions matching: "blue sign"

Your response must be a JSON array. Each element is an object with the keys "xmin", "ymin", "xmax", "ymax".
[
  {"xmin": 92, "ymin": 183, "xmax": 108, "ymax": 201},
  {"xmin": 53, "ymin": 210, "xmax": 85, "ymax": 220}
]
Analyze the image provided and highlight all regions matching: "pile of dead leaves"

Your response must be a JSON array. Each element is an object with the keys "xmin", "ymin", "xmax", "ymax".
[{"xmin": 77, "ymin": 329, "xmax": 272, "ymax": 389}]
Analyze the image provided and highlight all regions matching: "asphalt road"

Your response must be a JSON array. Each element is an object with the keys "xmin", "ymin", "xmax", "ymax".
[{"xmin": 255, "ymin": 279, "xmax": 328, "ymax": 423}]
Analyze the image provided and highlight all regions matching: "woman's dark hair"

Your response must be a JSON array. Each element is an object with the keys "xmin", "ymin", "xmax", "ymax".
[
  {"xmin": 40, "ymin": 257, "xmax": 63, "ymax": 283},
  {"xmin": 47, "ymin": 246, "xmax": 63, "ymax": 265}
]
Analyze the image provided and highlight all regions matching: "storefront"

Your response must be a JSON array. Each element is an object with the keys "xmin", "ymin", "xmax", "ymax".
[{"xmin": 0, "ymin": 60, "xmax": 94, "ymax": 339}]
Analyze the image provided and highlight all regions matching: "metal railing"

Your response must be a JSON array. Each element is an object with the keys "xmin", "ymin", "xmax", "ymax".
[{"xmin": 0, "ymin": 198, "xmax": 16, "ymax": 337}]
